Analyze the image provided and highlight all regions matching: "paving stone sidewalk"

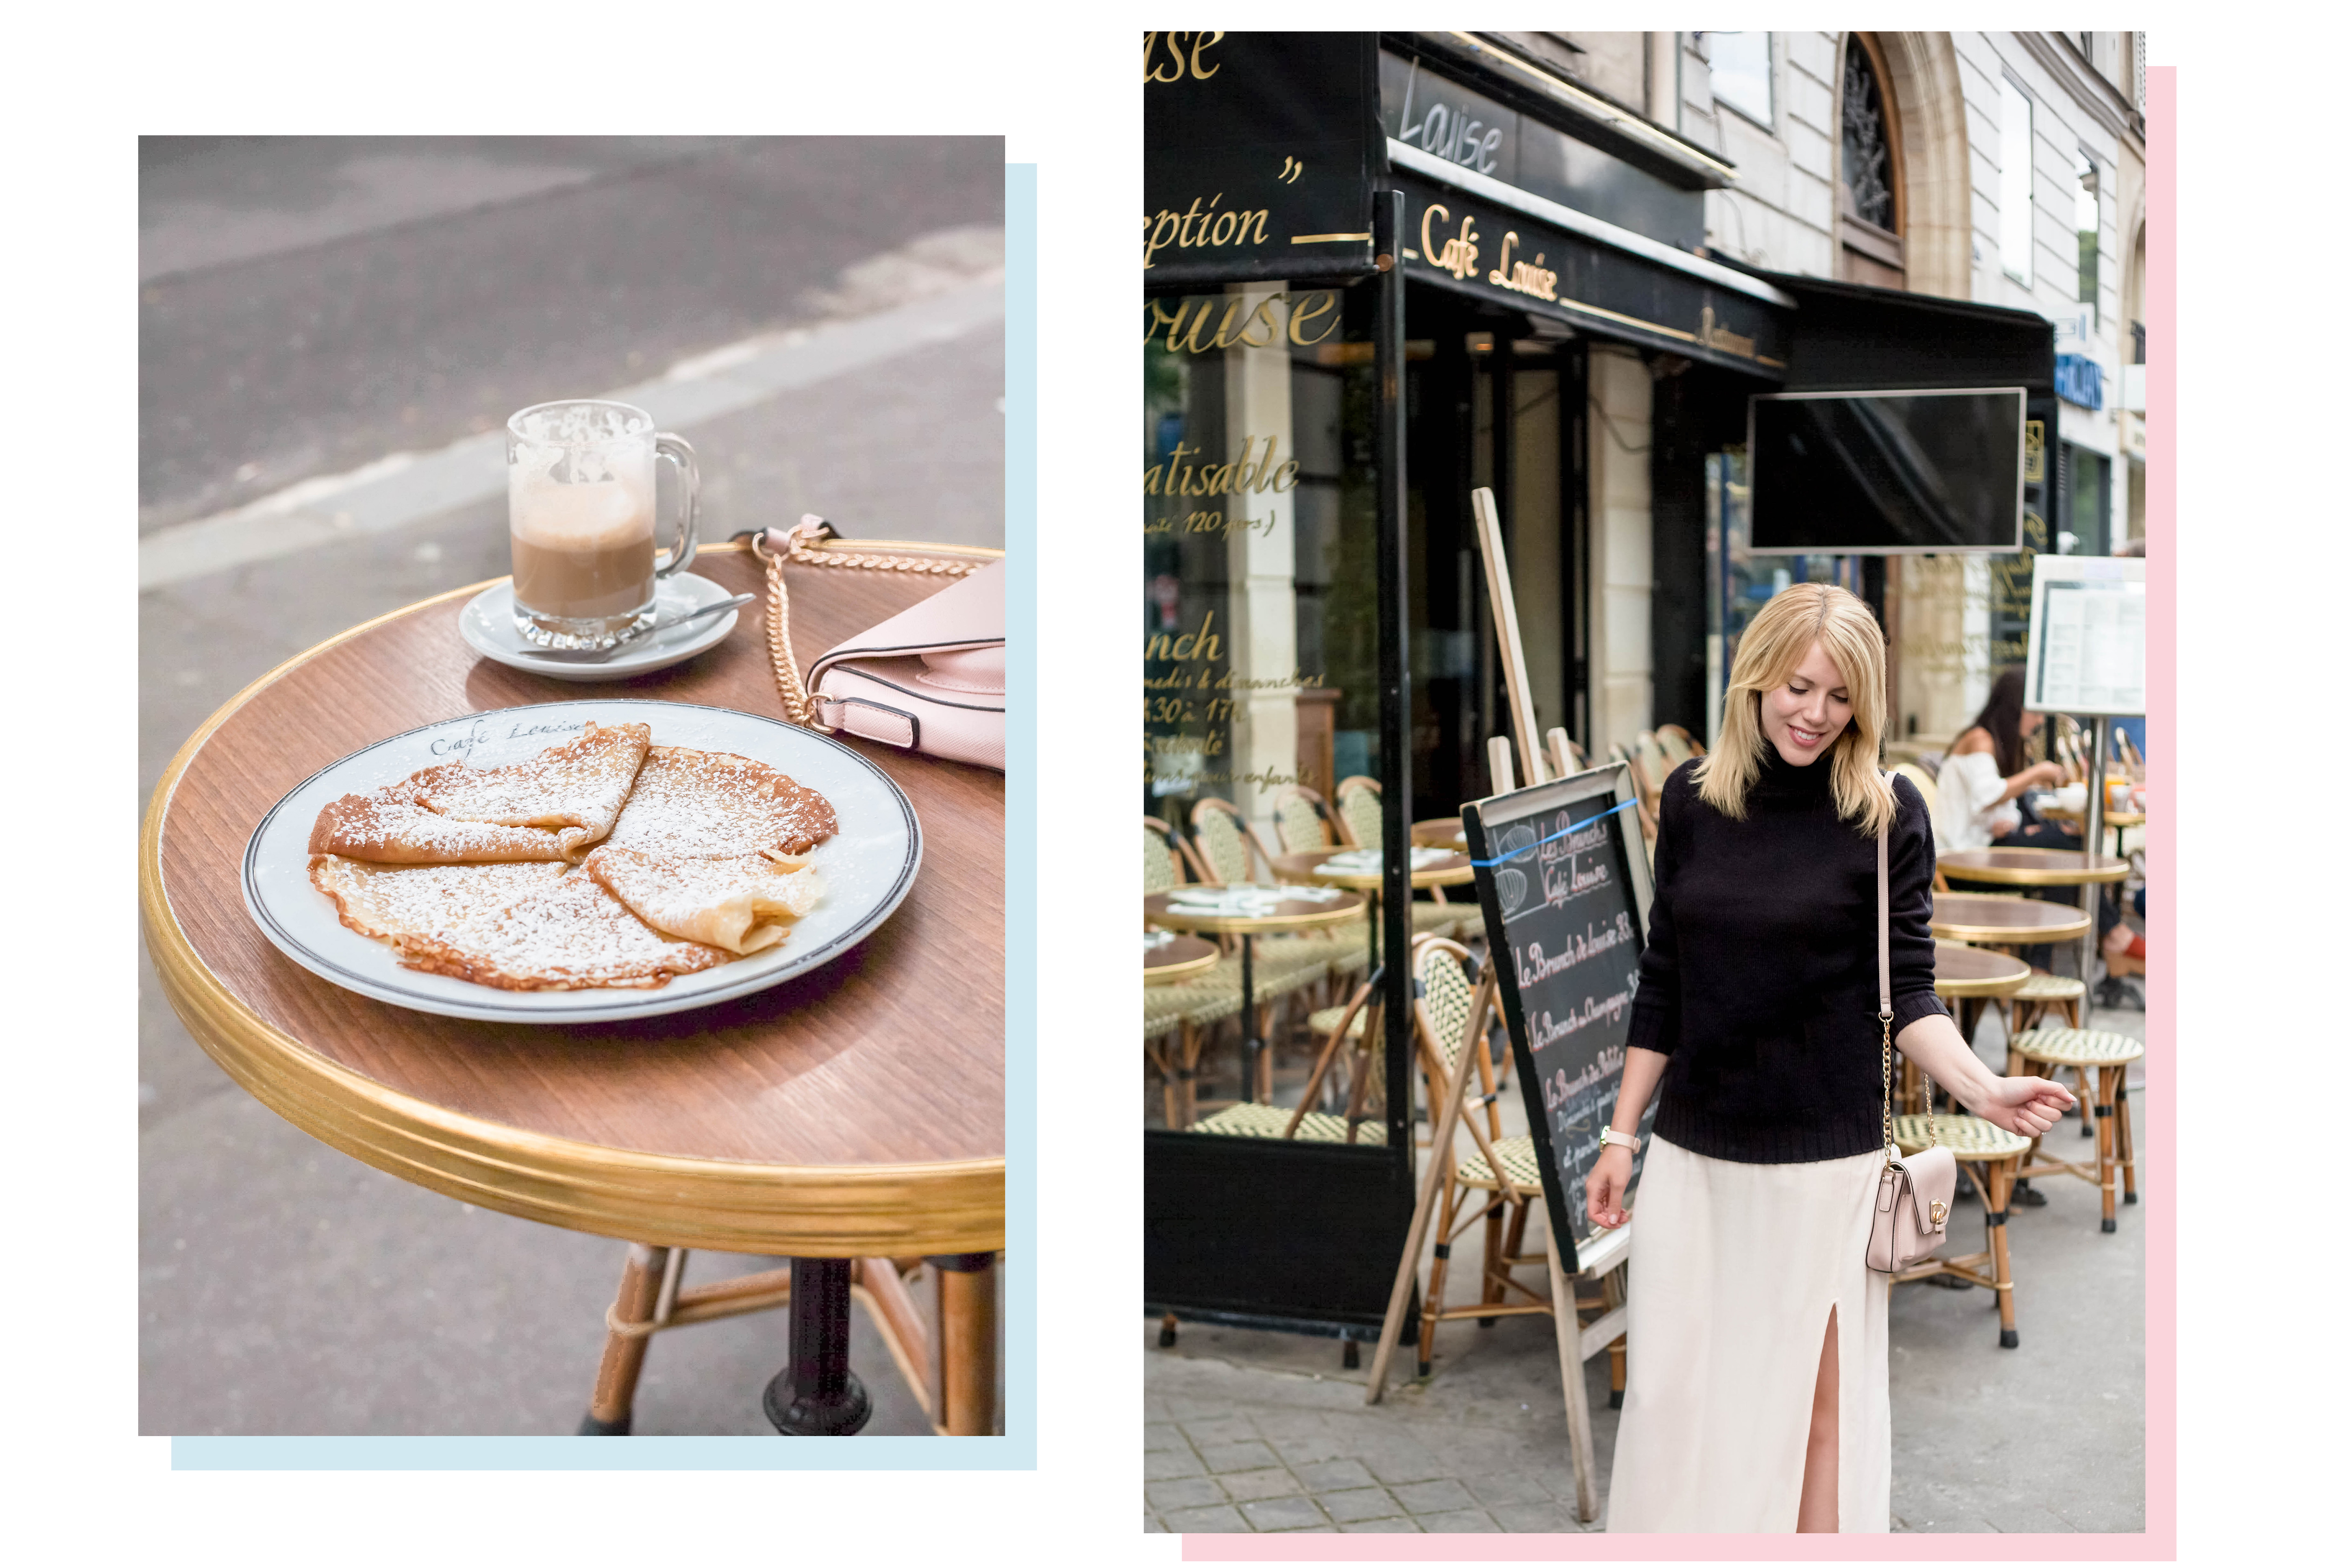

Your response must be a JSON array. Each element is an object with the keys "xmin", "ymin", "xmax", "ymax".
[{"xmin": 1146, "ymin": 1003, "xmax": 2149, "ymax": 1534}]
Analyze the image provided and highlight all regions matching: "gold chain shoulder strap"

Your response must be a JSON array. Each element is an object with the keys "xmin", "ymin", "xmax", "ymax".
[{"xmin": 742, "ymin": 516, "xmax": 986, "ymax": 731}]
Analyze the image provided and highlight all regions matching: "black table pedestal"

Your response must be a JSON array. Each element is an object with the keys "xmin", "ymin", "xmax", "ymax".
[{"xmin": 763, "ymin": 1258, "xmax": 871, "ymax": 1435}]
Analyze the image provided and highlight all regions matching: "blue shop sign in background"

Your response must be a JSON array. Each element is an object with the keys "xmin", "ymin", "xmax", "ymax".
[{"xmin": 2055, "ymin": 352, "xmax": 2104, "ymax": 410}]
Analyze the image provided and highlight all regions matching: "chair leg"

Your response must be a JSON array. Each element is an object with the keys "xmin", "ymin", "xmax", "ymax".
[
  {"xmin": 2095, "ymin": 1065, "xmax": 2121, "ymax": 1233},
  {"xmin": 1478, "ymin": 1201, "xmax": 1506, "ymax": 1324},
  {"xmin": 931, "ymin": 1252, "xmax": 999, "ymax": 1436},
  {"xmin": 1983, "ymin": 1163, "xmax": 2019, "ymax": 1349},
  {"xmin": 1418, "ymin": 1179, "xmax": 1459, "ymax": 1379},
  {"xmin": 2079, "ymin": 1065, "xmax": 2097, "ymax": 1137},
  {"xmin": 580, "ymin": 1243, "xmax": 670, "ymax": 1435},
  {"xmin": 2116, "ymin": 1080, "xmax": 2138, "ymax": 1204}
]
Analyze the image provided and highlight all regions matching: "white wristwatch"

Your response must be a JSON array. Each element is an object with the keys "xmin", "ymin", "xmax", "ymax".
[{"xmin": 1598, "ymin": 1127, "xmax": 1640, "ymax": 1155}]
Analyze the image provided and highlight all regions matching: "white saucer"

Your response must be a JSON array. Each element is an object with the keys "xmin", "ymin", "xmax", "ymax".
[{"xmin": 458, "ymin": 573, "xmax": 742, "ymax": 683}]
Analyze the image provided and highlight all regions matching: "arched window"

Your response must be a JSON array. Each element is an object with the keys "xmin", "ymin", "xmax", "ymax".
[{"xmin": 1838, "ymin": 34, "xmax": 1906, "ymax": 289}]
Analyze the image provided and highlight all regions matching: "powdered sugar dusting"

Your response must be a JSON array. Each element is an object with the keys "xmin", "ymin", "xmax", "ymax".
[
  {"xmin": 584, "ymin": 845, "xmax": 825, "ymax": 954},
  {"xmin": 603, "ymin": 746, "xmax": 838, "ymax": 858},
  {"xmin": 309, "ymin": 788, "xmax": 571, "ymax": 862},
  {"xmin": 395, "ymin": 868, "xmax": 728, "ymax": 990},
  {"xmin": 409, "ymin": 721, "xmax": 649, "ymax": 856},
  {"xmin": 312, "ymin": 856, "xmax": 568, "ymax": 944}
]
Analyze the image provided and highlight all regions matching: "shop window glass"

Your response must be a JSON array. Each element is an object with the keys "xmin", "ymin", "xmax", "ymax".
[{"xmin": 1143, "ymin": 279, "xmax": 1382, "ymax": 1131}]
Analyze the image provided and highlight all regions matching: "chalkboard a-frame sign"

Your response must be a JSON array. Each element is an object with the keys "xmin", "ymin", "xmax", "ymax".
[{"xmin": 1462, "ymin": 763, "xmax": 1658, "ymax": 1275}]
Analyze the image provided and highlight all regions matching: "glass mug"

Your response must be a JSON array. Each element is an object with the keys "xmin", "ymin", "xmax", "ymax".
[{"xmin": 505, "ymin": 399, "xmax": 699, "ymax": 649}]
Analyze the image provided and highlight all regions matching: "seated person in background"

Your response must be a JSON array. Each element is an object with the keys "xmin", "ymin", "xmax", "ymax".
[{"xmin": 1935, "ymin": 668, "xmax": 2139, "ymax": 968}]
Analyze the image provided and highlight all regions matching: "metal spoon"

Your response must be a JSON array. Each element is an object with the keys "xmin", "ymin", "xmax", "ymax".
[{"xmin": 521, "ymin": 593, "xmax": 755, "ymax": 662}]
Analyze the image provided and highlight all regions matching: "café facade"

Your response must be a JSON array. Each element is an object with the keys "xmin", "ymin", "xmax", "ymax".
[{"xmin": 1143, "ymin": 31, "xmax": 2056, "ymax": 1343}]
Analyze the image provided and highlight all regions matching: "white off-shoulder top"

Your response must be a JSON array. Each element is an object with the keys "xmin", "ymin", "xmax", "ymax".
[{"xmin": 1929, "ymin": 750, "xmax": 2020, "ymax": 853}]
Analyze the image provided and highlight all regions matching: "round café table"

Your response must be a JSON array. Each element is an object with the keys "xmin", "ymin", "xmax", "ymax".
[
  {"xmin": 2035, "ymin": 802, "xmax": 2147, "ymax": 860},
  {"xmin": 1939, "ymin": 846, "xmax": 2128, "ymax": 983},
  {"xmin": 139, "ymin": 540, "xmax": 1004, "ymax": 1438},
  {"xmin": 1145, "ymin": 933, "xmax": 1220, "ymax": 986},
  {"xmin": 1909, "ymin": 942, "xmax": 2033, "ymax": 1114},
  {"xmin": 1410, "ymin": 816, "xmax": 1467, "ymax": 852},
  {"xmin": 1931, "ymin": 892, "xmax": 2093, "ymax": 949},
  {"xmin": 1269, "ymin": 846, "xmax": 1475, "ymax": 970},
  {"xmin": 1143, "ymin": 887, "xmax": 1366, "ymax": 1104}
]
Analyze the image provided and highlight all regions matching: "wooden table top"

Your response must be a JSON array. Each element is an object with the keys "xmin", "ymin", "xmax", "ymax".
[
  {"xmin": 139, "ymin": 541, "xmax": 1003, "ymax": 1258},
  {"xmin": 1410, "ymin": 817, "xmax": 1467, "ymax": 851},
  {"xmin": 1937, "ymin": 847, "xmax": 2130, "ymax": 886},
  {"xmin": 1930, "ymin": 892, "xmax": 2094, "ymax": 946},
  {"xmin": 1931, "ymin": 941, "xmax": 2032, "ymax": 998},
  {"xmin": 1268, "ymin": 847, "xmax": 1475, "ymax": 892},
  {"xmin": 1145, "ymin": 934, "xmax": 1220, "ymax": 985},
  {"xmin": 1143, "ymin": 888, "xmax": 1367, "ymax": 935}
]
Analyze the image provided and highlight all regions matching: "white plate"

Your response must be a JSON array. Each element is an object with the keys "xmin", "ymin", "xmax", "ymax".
[
  {"xmin": 242, "ymin": 699, "xmax": 920, "ymax": 1023},
  {"xmin": 458, "ymin": 573, "xmax": 741, "ymax": 683}
]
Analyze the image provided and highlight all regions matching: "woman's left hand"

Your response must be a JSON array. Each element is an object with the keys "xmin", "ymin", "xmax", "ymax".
[{"xmin": 1964, "ymin": 1074, "xmax": 2076, "ymax": 1137}]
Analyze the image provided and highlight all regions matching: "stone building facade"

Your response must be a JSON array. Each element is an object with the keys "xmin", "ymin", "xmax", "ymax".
[{"xmin": 1510, "ymin": 31, "xmax": 2148, "ymax": 748}]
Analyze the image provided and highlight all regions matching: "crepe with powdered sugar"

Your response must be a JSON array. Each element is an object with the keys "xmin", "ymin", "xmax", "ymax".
[
  {"xmin": 304, "ymin": 724, "xmax": 833, "ymax": 992},
  {"xmin": 406, "ymin": 720, "xmax": 650, "ymax": 860},
  {"xmin": 583, "ymin": 845, "xmax": 825, "ymax": 955}
]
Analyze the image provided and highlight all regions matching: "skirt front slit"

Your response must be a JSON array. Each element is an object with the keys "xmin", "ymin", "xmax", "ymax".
[{"xmin": 1604, "ymin": 1133, "xmax": 1891, "ymax": 1533}]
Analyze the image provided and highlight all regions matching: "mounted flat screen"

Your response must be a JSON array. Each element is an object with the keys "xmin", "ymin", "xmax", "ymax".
[{"xmin": 1746, "ymin": 387, "xmax": 2025, "ymax": 554}]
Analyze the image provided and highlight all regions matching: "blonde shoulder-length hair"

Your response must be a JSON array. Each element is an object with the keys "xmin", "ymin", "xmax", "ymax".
[{"xmin": 1691, "ymin": 583, "xmax": 1896, "ymax": 837}]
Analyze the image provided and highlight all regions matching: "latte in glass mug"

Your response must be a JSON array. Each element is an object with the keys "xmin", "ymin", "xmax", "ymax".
[{"xmin": 506, "ymin": 400, "xmax": 699, "ymax": 650}]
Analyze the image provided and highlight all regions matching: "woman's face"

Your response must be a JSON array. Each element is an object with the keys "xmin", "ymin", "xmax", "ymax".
[
  {"xmin": 2019, "ymin": 709, "xmax": 2044, "ymax": 739},
  {"xmin": 1760, "ymin": 638, "xmax": 1853, "ymax": 767}
]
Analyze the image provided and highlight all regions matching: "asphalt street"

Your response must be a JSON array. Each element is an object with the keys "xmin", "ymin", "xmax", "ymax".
[{"xmin": 139, "ymin": 136, "xmax": 1005, "ymax": 1435}]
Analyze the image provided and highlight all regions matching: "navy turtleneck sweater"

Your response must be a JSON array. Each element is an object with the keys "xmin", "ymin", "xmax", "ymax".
[{"xmin": 1627, "ymin": 749, "xmax": 1949, "ymax": 1164}]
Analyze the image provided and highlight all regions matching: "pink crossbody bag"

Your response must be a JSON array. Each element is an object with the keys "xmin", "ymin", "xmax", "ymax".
[
  {"xmin": 750, "ymin": 518, "xmax": 1006, "ymax": 772},
  {"xmin": 1865, "ymin": 781, "xmax": 1957, "ymax": 1273}
]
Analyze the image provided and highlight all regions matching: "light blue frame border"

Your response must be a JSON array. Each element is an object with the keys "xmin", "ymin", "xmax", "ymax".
[{"xmin": 174, "ymin": 158, "xmax": 1040, "ymax": 1473}]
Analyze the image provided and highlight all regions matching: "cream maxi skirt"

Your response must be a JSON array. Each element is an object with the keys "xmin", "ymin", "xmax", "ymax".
[{"xmin": 1605, "ymin": 1133, "xmax": 1891, "ymax": 1533}]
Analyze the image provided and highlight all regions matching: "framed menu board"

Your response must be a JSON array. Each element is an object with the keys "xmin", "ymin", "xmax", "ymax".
[
  {"xmin": 2022, "ymin": 555, "xmax": 2146, "ymax": 717},
  {"xmin": 1460, "ymin": 763, "xmax": 1656, "ymax": 1274}
]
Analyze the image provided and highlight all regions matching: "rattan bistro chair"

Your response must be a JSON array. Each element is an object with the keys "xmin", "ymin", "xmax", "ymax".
[
  {"xmin": 1327, "ymin": 776, "xmax": 1477, "ymax": 941},
  {"xmin": 2006, "ymin": 1028, "xmax": 2143, "ymax": 1231},
  {"xmin": 1889, "ymin": 1114, "xmax": 2034, "ymax": 1348},
  {"xmin": 1401, "ymin": 938, "xmax": 1630, "ymax": 1400}
]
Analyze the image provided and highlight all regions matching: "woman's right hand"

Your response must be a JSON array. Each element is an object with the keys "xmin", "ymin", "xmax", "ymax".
[
  {"xmin": 1586, "ymin": 1144, "xmax": 1635, "ymax": 1230},
  {"xmin": 2032, "ymin": 761, "xmax": 2067, "ymax": 787}
]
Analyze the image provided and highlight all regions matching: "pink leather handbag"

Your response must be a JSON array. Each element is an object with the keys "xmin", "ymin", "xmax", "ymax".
[
  {"xmin": 750, "ymin": 519, "xmax": 1006, "ymax": 772},
  {"xmin": 1866, "ymin": 788, "xmax": 1957, "ymax": 1273}
]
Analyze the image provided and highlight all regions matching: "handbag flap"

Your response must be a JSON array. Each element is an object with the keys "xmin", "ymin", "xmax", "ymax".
[
  {"xmin": 1903, "ymin": 1145, "xmax": 1957, "ymax": 1229},
  {"xmin": 807, "ymin": 559, "xmax": 1004, "ymax": 689}
]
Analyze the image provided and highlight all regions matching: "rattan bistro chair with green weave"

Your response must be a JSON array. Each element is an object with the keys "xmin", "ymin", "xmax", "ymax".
[
  {"xmin": 1889, "ymin": 1113, "xmax": 2034, "ymax": 1347},
  {"xmin": 2006, "ymin": 1027, "xmax": 2143, "ymax": 1232},
  {"xmin": 1187, "ymin": 796, "xmax": 1367, "ymax": 989},
  {"xmin": 1404, "ymin": 939, "xmax": 1625, "ymax": 1400},
  {"xmin": 1328, "ymin": 776, "xmax": 1478, "ymax": 941}
]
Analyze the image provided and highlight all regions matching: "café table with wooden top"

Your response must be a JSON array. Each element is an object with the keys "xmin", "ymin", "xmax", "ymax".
[
  {"xmin": 1270, "ymin": 845, "xmax": 1476, "ymax": 969},
  {"xmin": 1930, "ymin": 892, "xmax": 2094, "ymax": 950},
  {"xmin": 1905, "ymin": 942, "xmax": 2034, "ymax": 1114},
  {"xmin": 139, "ymin": 538, "xmax": 1004, "ymax": 1438},
  {"xmin": 1939, "ymin": 845, "xmax": 2129, "ymax": 980},
  {"xmin": 1143, "ymin": 886, "xmax": 1366, "ymax": 1104},
  {"xmin": 2036, "ymin": 801, "xmax": 2148, "ymax": 861},
  {"xmin": 1144, "ymin": 932, "xmax": 1220, "ymax": 986},
  {"xmin": 1410, "ymin": 816, "xmax": 1468, "ymax": 852}
]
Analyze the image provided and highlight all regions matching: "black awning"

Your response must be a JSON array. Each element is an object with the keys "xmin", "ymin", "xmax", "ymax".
[
  {"xmin": 1393, "ymin": 170, "xmax": 1790, "ymax": 377},
  {"xmin": 1748, "ymin": 268, "xmax": 2056, "ymax": 395}
]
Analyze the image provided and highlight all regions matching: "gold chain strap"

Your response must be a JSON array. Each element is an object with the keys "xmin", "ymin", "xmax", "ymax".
[
  {"xmin": 746, "ymin": 516, "xmax": 985, "ymax": 731},
  {"xmin": 1880, "ymin": 1011, "xmax": 1895, "ymax": 1156}
]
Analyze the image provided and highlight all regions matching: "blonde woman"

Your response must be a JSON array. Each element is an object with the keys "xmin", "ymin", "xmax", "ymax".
[{"xmin": 1589, "ymin": 585, "xmax": 2073, "ymax": 1533}]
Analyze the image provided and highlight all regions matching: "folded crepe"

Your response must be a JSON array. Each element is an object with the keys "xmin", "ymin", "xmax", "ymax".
[
  {"xmin": 601, "ymin": 745, "xmax": 838, "ymax": 859},
  {"xmin": 407, "ymin": 720, "xmax": 652, "ymax": 859},
  {"xmin": 308, "ymin": 787, "xmax": 572, "ymax": 863},
  {"xmin": 583, "ymin": 845, "xmax": 825, "ymax": 955},
  {"xmin": 311, "ymin": 855, "xmax": 570, "ymax": 944},
  {"xmin": 384, "ymin": 866, "xmax": 729, "ymax": 990}
]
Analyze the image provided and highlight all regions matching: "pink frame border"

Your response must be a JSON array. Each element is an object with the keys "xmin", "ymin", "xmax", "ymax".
[{"xmin": 1179, "ymin": 63, "xmax": 2178, "ymax": 1565}]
